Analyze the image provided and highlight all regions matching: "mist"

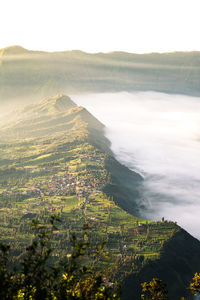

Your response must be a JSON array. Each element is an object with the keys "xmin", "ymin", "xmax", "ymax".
[{"xmin": 72, "ymin": 91, "xmax": 200, "ymax": 239}]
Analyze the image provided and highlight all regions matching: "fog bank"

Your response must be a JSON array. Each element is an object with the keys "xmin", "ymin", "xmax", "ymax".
[{"xmin": 72, "ymin": 91, "xmax": 200, "ymax": 239}]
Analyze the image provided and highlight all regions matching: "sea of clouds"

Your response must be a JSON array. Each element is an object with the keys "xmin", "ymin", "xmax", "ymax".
[{"xmin": 72, "ymin": 91, "xmax": 200, "ymax": 239}]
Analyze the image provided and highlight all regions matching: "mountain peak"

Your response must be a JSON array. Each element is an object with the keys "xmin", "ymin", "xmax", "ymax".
[
  {"xmin": 18, "ymin": 94, "xmax": 77, "ymax": 117},
  {"xmin": 42, "ymin": 94, "xmax": 77, "ymax": 112},
  {"xmin": 0, "ymin": 45, "xmax": 29, "ymax": 56}
]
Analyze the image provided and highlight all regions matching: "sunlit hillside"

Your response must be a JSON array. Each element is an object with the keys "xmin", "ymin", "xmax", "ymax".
[{"xmin": 0, "ymin": 94, "xmax": 200, "ymax": 299}]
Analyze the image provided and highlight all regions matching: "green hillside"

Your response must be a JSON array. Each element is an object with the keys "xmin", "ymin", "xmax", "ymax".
[
  {"xmin": 0, "ymin": 46, "xmax": 200, "ymax": 105},
  {"xmin": 0, "ymin": 94, "xmax": 200, "ymax": 299}
]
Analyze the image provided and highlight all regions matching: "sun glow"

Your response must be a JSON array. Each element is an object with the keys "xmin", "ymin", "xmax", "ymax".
[{"xmin": 0, "ymin": 0, "xmax": 200, "ymax": 53}]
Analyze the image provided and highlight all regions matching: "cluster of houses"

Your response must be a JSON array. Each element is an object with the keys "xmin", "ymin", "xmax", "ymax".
[
  {"xmin": 135, "ymin": 223, "xmax": 147, "ymax": 235},
  {"xmin": 80, "ymin": 153, "xmax": 104, "ymax": 164},
  {"xmin": 0, "ymin": 158, "xmax": 107, "ymax": 202}
]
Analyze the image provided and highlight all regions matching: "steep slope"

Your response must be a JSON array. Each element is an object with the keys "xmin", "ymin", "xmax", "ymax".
[
  {"xmin": 0, "ymin": 94, "xmax": 141, "ymax": 215},
  {"xmin": 0, "ymin": 94, "xmax": 102, "ymax": 138},
  {"xmin": 0, "ymin": 94, "xmax": 200, "ymax": 299},
  {"xmin": 123, "ymin": 229, "xmax": 200, "ymax": 300},
  {"xmin": 1, "ymin": 47, "xmax": 200, "ymax": 105}
]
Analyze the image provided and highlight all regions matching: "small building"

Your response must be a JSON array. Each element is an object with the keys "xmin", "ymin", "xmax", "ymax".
[{"xmin": 135, "ymin": 223, "xmax": 147, "ymax": 235}]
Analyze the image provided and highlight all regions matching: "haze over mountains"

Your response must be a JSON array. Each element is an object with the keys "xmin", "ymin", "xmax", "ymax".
[
  {"xmin": 0, "ymin": 94, "xmax": 104, "ymax": 140},
  {"xmin": 1, "ymin": 46, "xmax": 200, "ymax": 107}
]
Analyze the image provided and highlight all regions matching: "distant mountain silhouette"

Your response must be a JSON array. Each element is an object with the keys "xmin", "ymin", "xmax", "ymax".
[{"xmin": 1, "ymin": 46, "xmax": 200, "ymax": 105}]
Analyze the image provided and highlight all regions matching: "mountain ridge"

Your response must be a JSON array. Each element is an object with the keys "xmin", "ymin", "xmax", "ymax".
[
  {"xmin": 1, "ymin": 45, "xmax": 200, "ymax": 56},
  {"xmin": 1, "ymin": 46, "xmax": 200, "ymax": 105},
  {"xmin": 0, "ymin": 94, "xmax": 200, "ymax": 299},
  {"xmin": 0, "ymin": 94, "xmax": 105, "ymax": 141},
  {"xmin": 21, "ymin": 94, "xmax": 78, "ymax": 115}
]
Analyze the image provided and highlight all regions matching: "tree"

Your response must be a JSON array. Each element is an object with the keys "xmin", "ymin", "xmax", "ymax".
[
  {"xmin": 189, "ymin": 272, "xmax": 200, "ymax": 296},
  {"xmin": 0, "ymin": 216, "xmax": 120, "ymax": 300},
  {"xmin": 141, "ymin": 278, "xmax": 168, "ymax": 300}
]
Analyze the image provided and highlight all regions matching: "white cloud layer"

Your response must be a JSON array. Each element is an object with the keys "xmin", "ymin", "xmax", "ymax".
[{"xmin": 72, "ymin": 91, "xmax": 200, "ymax": 239}]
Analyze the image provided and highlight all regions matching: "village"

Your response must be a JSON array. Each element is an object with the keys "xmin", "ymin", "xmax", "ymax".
[
  {"xmin": 0, "ymin": 138, "xmax": 178, "ymax": 271},
  {"xmin": 0, "ymin": 152, "xmax": 108, "ymax": 208}
]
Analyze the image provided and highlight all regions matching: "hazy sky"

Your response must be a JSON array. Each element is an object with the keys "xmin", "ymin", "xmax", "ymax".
[{"xmin": 1, "ymin": 0, "xmax": 200, "ymax": 53}]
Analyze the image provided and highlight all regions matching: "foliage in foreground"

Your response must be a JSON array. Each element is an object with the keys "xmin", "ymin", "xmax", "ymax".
[
  {"xmin": 141, "ymin": 278, "xmax": 168, "ymax": 300},
  {"xmin": 189, "ymin": 272, "xmax": 200, "ymax": 296},
  {"xmin": 141, "ymin": 273, "xmax": 200, "ymax": 300},
  {"xmin": 1, "ymin": 215, "xmax": 200, "ymax": 299},
  {"xmin": 0, "ymin": 216, "xmax": 120, "ymax": 300}
]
